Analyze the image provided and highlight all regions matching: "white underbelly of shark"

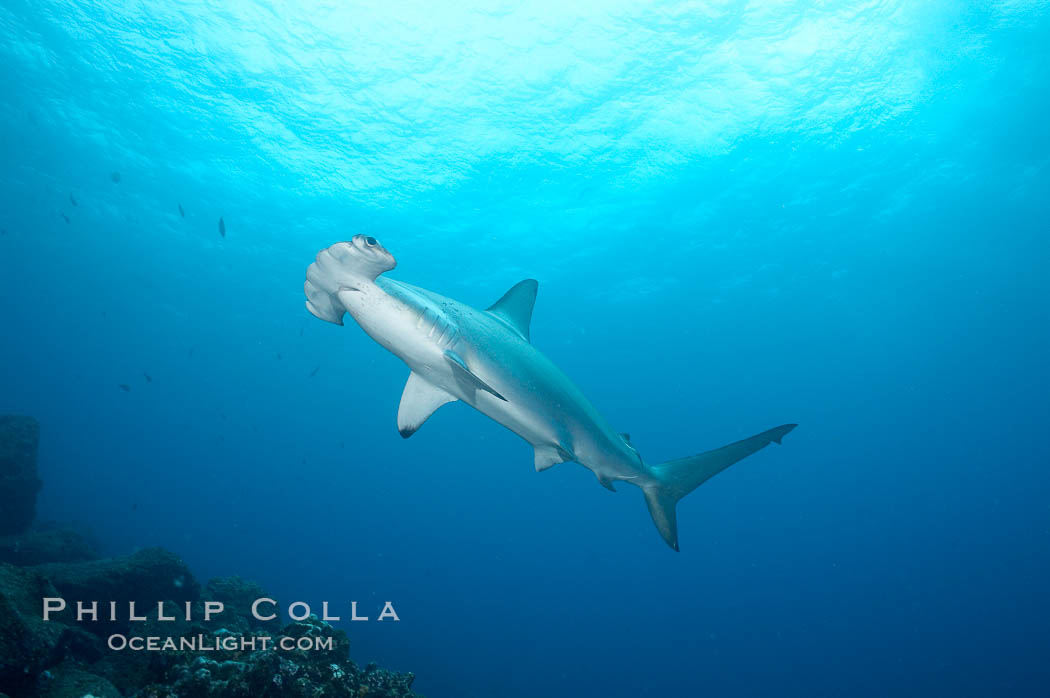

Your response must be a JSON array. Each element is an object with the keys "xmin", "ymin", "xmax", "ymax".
[{"xmin": 305, "ymin": 235, "xmax": 796, "ymax": 551}]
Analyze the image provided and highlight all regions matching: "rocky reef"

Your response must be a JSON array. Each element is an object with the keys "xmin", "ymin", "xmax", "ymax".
[
  {"xmin": 0, "ymin": 416, "xmax": 421, "ymax": 698},
  {"xmin": 0, "ymin": 416, "xmax": 42, "ymax": 536}
]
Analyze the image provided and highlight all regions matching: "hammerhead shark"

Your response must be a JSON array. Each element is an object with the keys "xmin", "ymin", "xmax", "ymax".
[{"xmin": 305, "ymin": 235, "xmax": 796, "ymax": 550}]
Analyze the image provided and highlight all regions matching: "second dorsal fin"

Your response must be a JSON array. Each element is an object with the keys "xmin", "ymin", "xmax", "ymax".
[{"xmin": 486, "ymin": 279, "xmax": 538, "ymax": 342}]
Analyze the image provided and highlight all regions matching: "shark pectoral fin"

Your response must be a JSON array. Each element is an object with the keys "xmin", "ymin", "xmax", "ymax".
[
  {"xmin": 486, "ymin": 279, "xmax": 538, "ymax": 342},
  {"xmin": 597, "ymin": 475, "xmax": 617, "ymax": 492},
  {"xmin": 444, "ymin": 350, "xmax": 506, "ymax": 401},
  {"xmin": 397, "ymin": 372, "xmax": 457, "ymax": 438},
  {"xmin": 534, "ymin": 444, "xmax": 573, "ymax": 472}
]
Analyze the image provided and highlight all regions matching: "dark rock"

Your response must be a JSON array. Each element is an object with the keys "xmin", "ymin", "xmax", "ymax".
[
  {"xmin": 36, "ymin": 548, "xmax": 200, "ymax": 633},
  {"xmin": 0, "ymin": 563, "xmax": 64, "ymax": 694},
  {"xmin": 3, "ymin": 553, "xmax": 420, "ymax": 697},
  {"xmin": 0, "ymin": 528, "xmax": 100, "ymax": 566},
  {"xmin": 89, "ymin": 649, "xmax": 152, "ymax": 697},
  {"xmin": 0, "ymin": 418, "xmax": 421, "ymax": 697},
  {"xmin": 53, "ymin": 624, "xmax": 105, "ymax": 664},
  {"xmin": 132, "ymin": 614, "xmax": 418, "ymax": 698},
  {"xmin": 204, "ymin": 576, "xmax": 281, "ymax": 632},
  {"xmin": 0, "ymin": 416, "xmax": 42, "ymax": 535},
  {"xmin": 36, "ymin": 660, "xmax": 121, "ymax": 698}
]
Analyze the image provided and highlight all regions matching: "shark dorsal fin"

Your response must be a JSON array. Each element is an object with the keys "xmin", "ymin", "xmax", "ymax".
[
  {"xmin": 486, "ymin": 279, "xmax": 538, "ymax": 342},
  {"xmin": 397, "ymin": 372, "xmax": 457, "ymax": 438}
]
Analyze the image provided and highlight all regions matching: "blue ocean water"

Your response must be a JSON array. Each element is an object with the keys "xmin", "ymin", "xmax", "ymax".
[{"xmin": 2, "ymin": 0, "xmax": 1049, "ymax": 696}]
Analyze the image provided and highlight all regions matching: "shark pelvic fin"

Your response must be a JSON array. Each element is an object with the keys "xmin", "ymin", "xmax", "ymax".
[
  {"xmin": 534, "ymin": 443, "xmax": 573, "ymax": 472},
  {"xmin": 486, "ymin": 279, "xmax": 538, "ymax": 342},
  {"xmin": 445, "ymin": 350, "xmax": 507, "ymax": 402},
  {"xmin": 397, "ymin": 372, "xmax": 457, "ymax": 438}
]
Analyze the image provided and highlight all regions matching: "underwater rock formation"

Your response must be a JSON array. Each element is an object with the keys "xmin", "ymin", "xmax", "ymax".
[
  {"xmin": 37, "ymin": 547, "xmax": 201, "ymax": 628},
  {"xmin": 0, "ymin": 528, "xmax": 100, "ymax": 566},
  {"xmin": 0, "ymin": 416, "xmax": 421, "ymax": 698},
  {"xmin": 0, "ymin": 564, "xmax": 66, "ymax": 694},
  {"xmin": 35, "ymin": 661, "xmax": 121, "ymax": 698},
  {"xmin": 133, "ymin": 614, "xmax": 416, "ymax": 698},
  {"xmin": 2, "ymin": 551, "xmax": 420, "ymax": 697},
  {"xmin": 0, "ymin": 416, "xmax": 42, "ymax": 535},
  {"xmin": 202, "ymin": 575, "xmax": 282, "ymax": 634}
]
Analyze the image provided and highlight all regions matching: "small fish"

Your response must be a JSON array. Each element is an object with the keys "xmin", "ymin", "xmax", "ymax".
[
  {"xmin": 299, "ymin": 327, "xmax": 303, "ymax": 337},
  {"xmin": 60, "ymin": 213, "xmax": 70, "ymax": 224},
  {"xmin": 110, "ymin": 172, "xmax": 121, "ymax": 183},
  {"xmin": 118, "ymin": 384, "xmax": 130, "ymax": 392},
  {"xmin": 1, "ymin": 229, "xmax": 6, "ymax": 235},
  {"xmin": 218, "ymin": 216, "xmax": 225, "ymax": 237},
  {"xmin": 189, "ymin": 347, "xmax": 195, "ymax": 357},
  {"xmin": 276, "ymin": 353, "xmax": 282, "ymax": 360},
  {"xmin": 70, "ymin": 193, "xmax": 78, "ymax": 206},
  {"xmin": 309, "ymin": 364, "xmax": 320, "ymax": 377},
  {"xmin": 132, "ymin": 502, "xmax": 138, "ymax": 511},
  {"xmin": 178, "ymin": 203, "xmax": 185, "ymax": 218},
  {"xmin": 143, "ymin": 372, "xmax": 152, "ymax": 383}
]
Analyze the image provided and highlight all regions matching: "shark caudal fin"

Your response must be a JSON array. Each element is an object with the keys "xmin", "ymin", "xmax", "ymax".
[{"xmin": 643, "ymin": 424, "xmax": 797, "ymax": 551}]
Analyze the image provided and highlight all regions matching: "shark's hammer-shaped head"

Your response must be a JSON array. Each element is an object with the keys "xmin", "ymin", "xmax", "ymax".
[
  {"xmin": 343, "ymin": 234, "xmax": 397, "ymax": 278},
  {"xmin": 304, "ymin": 235, "xmax": 396, "ymax": 325}
]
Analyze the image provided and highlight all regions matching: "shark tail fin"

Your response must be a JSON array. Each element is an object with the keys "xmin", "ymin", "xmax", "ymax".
[{"xmin": 642, "ymin": 424, "xmax": 797, "ymax": 551}]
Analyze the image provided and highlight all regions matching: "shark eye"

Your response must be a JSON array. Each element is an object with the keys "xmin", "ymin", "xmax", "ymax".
[{"xmin": 364, "ymin": 236, "xmax": 378, "ymax": 247}]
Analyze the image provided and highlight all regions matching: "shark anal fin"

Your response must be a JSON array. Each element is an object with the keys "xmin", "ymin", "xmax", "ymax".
[
  {"xmin": 534, "ymin": 444, "xmax": 574, "ymax": 472},
  {"xmin": 486, "ymin": 279, "xmax": 538, "ymax": 342},
  {"xmin": 397, "ymin": 372, "xmax": 457, "ymax": 438},
  {"xmin": 620, "ymin": 432, "xmax": 631, "ymax": 443},
  {"xmin": 445, "ymin": 350, "xmax": 506, "ymax": 401}
]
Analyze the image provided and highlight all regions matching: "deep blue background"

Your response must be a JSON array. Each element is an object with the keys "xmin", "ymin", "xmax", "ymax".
[{"xmin": 2, "ymin": 1, "xmax": 1048, "ymax": 696}]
